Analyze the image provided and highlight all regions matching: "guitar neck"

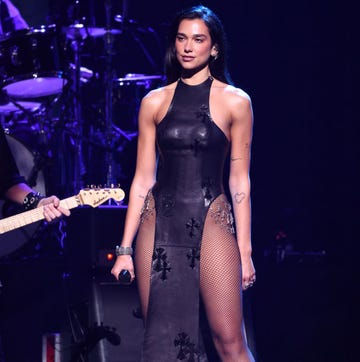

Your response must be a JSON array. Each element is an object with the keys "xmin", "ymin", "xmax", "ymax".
[{"xmin": 0, "ymin": 196, "xmax": 79, "ymax": 235}]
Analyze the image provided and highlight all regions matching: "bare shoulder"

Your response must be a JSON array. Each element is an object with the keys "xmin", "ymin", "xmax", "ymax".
[
  {"xmin": 140, "ymin": 81, "xmax": 177, "ymax": 122},
  {"xmin": 213, "ymin": 79, "xmax": 251, "ymax": 107},
  {"xmin": 211, "ymin": 79, "xmax": 252, "ymax": 127},
  {"xmin": 142, "ymin": 81, "xmax": 177, "ymax": 107}
]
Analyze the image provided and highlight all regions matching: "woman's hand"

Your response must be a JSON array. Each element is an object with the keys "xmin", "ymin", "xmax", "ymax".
[
  {"xmin": 241, "ymin": 255, "xmax": 256, "ymax": 290},
  {"xmin": 38, "ymin": 196, "xmax": 70, "ymax": 222},
  {"xmin": 111, "ymin": 255, "xmax": 135, "ymax": 283}
]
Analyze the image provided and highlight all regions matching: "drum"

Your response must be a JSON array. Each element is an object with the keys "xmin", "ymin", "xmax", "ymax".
[
  {"xmin": 0, "ymin": 25, "xmax": 67, "ymax": 99},
  {"xmin": 0, "ymin": 132, "xmax": 46, "ymax": 258},
  {"xmin": 111, "ymin": 74, "xmax": 163, "ymax": 131},
  {"xmin": 0, "ymin": 101, "xmax": 41, "ymax": 116},
  {"xmin": 0, "ymin": 100, "xmax": 42, "ymax": 130}
]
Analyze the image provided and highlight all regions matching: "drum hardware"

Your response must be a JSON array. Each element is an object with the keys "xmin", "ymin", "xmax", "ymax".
[
  {"xmin": 69, "ymin": 62, "xmax": 95, "ymax": 84},
  {"xmin": 114, "ymin": 13, "xmax": 156, "ymax": 34},
  {"xmin": 114, "ymin": 73, "xmax": 163, "ymax": 88},
  {"xmin": 102, "ymin": 0, "xmax": 118, "ymax": 187},
  {"xmin": 113, "ymin": 12, "xmax": 160, "ymax": 71},
  {"xmin": 0, "ymin": 88, "xmax": 53, "ymax": 139},
  {"xmin": 111, "ymin": 73, "xmax": 163, "ymax": 133},
  {"xmin": 0, "ymin": 100, "xmax": 43, "ymax": 135},
  {"xmin": 0, "ymin": 99, "xmax": 41, "ymax": 114},
  {"xmin": 85, "ymin": 27, "xmax": 122, "ymax": 38},
  {"xmin": 0, "ymin": 97, "xmax": 42, "ymax": 127},
  {"xmin": 6, "ymin": 89, "xmax": 66, "ymax": 134},
  {"xmin": 100, "ymin": 2, "xmax": 162, "ymax": 186},
  {"xmin": 64, "ymin": 23, "xmax": 89, "ymax": 193},
  {"xmin": 62, "ymin": 1, "xmax": 132, "ymax": 190},
  {"xmin": 63, "ymin": 23, "xmax": 88, "ymax": 42},
  {"xmin": 57, "ymin": 1, "xmax": 161, "ymax": 191},
  {"xmin": 1, "ymin": 91, "xmax": 43, "ymax": 112},
  {"xmin": 111, "ymin": 123, "xmax": 136, "ymax": 142}
]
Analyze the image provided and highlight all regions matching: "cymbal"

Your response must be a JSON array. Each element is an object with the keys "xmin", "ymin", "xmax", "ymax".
[
  {"xmin": 64, "ymin": 24, "xmax": 88, "ymax": 40},
  {"xmin": 114, "ymin": 74, "xmax": 163, "ymax": 86},
  {"xmin": 86, "ymin": 27, "xmax": 122, "ymax": 38},
  {"xmin": 64, "ymin": 25, "xmax": 122, "ymax": 40},
  {"xmin": 114, "ymin": 15, "xmax": 154, "ymax": 33}
]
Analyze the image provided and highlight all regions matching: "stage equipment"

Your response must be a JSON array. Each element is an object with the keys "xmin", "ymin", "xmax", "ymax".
[
  {"xmin": 0, "ymin": 25, "xmax": 67, "ymax": 99},
  {"xmin": 0, "ymin": 100, "xmax": 41, "ymax": 116},
  {"xmin": 0, "ymin": 0, "xmax": 164, "ymax": 198},
  {"xmin": 63, "ymin": 205, "xmax": 143, "ymax": 362},
  {"xmin": 61, "ymin": 1, "xmax": 163, "ymax": 191},
  {"xmin": 64, "ymin": 22, "xmax": 89, "ymax": 192}
]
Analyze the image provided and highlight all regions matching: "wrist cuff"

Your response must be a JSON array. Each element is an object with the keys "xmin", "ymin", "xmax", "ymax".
[
  {"xmin": 23, "ymin": 192, "xmax": 45, "ymax": 210},
  {"xmin": 115, "ymin": 245, "xmax": 133, "ymax": 256}
]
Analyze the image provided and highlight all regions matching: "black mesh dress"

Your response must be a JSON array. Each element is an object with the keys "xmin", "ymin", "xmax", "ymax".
[{"xmin": 135, "ymin": 77, "xmax": 245, "ymax": 361}]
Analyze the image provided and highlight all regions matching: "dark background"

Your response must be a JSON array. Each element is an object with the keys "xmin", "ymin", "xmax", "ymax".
[{"xmin": 1, "ymin": 0, "xmax": 358, "ymax": 361}]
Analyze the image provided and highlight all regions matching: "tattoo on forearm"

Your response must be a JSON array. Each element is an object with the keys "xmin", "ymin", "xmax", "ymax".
[
  {"xmin": 234, "ymin": 192, "xmax": 246, "ymax": 204},
  {"xmin": 231, "ymin": 143, "xmax": 250, "ymax": 161}
]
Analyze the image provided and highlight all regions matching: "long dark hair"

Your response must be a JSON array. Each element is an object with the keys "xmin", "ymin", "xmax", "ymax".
[{"xmin": 164, "ymin": 5, "xmax": 232, "ymax": 85}]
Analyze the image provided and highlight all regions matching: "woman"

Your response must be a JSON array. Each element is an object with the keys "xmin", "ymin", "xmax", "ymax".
[{"xmin": 111, "ymin": 5, "xmax": 256, "ymax": 361}]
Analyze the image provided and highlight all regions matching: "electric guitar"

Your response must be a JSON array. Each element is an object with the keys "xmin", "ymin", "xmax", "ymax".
[{"xmin": 0, "ymin": 187, "xmax": 125, "ymax": 236}]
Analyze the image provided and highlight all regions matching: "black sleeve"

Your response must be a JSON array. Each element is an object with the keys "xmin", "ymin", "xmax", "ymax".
[
  {"xmin": 0, "ymin": 0, "xmax": 28, "ymax": 35},
  {"xmin": 0, "ymin": 127, "xmax": 25, "ymax": 198}
]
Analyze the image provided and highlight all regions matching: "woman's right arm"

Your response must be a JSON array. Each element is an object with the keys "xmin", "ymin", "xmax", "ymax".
[{"xmin": 111, "ymin": 93, "xmax": 158, "ymax": 281}]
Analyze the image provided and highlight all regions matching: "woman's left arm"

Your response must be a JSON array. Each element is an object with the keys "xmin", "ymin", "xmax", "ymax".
[{"xmin": 228, "ymin": 90, "xmax": 256, "ymax": 289}]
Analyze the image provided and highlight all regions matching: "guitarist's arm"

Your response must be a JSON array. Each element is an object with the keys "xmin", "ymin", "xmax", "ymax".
[
  {"xmin": 1, "ymin": 126, "xmax": 70, "ymax": 223},
  {"xmin": 4, "ymin": 183, "xmax": 71, "ymax": 222}
]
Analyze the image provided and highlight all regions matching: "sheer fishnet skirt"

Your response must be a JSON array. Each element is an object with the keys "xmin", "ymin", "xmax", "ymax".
[
  {"xmin": 200, "ymin": 195, "xmax": 247, "ymax": 351},
  {"xmin": 134, "ymin": 192, "xmax": 156, "ymax": 321},
  {"xmin": 135, "ymin": 193, "xmax": 246, "ymax": 350}
]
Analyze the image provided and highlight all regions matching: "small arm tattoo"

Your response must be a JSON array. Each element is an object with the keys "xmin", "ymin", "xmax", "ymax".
[
  {"xmin": 231, "ymin": 156, "xmax": 243, "ymax": 161},
  {"xmin": 234, "ymin": 192, "xmax": 246, "ymax": 204},
  {"xmin": 138, "ymin": 194, "xmax": 145, "ymax": 199},
  {"xmin": 231, "ymin": 143, "xmax": 250, "ymax": 161}
]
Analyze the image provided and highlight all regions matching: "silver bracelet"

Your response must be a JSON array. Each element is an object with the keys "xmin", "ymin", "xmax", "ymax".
[{"xmin": 115, "ymin": 245, "xmax": 133, "ymax": 256}]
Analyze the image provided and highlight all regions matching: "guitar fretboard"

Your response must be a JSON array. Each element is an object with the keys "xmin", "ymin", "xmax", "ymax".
[{"xmin": 0, "ymin": 196, "xmax": 79, "ymax": 235}]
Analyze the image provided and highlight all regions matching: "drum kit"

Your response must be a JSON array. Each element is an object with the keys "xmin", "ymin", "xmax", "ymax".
[
  {"xmin": 0, "ymin": 1, "xmax": 163, "ymax": 192},
  {"xmin": 0, "ymin": 0, "xmax": 163, "ymax": 258}
]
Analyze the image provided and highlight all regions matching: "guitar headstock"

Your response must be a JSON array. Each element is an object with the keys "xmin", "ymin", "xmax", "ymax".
[{"xmin": 78, "ymin": 187, "xmax": 125, "ymax": 207}]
